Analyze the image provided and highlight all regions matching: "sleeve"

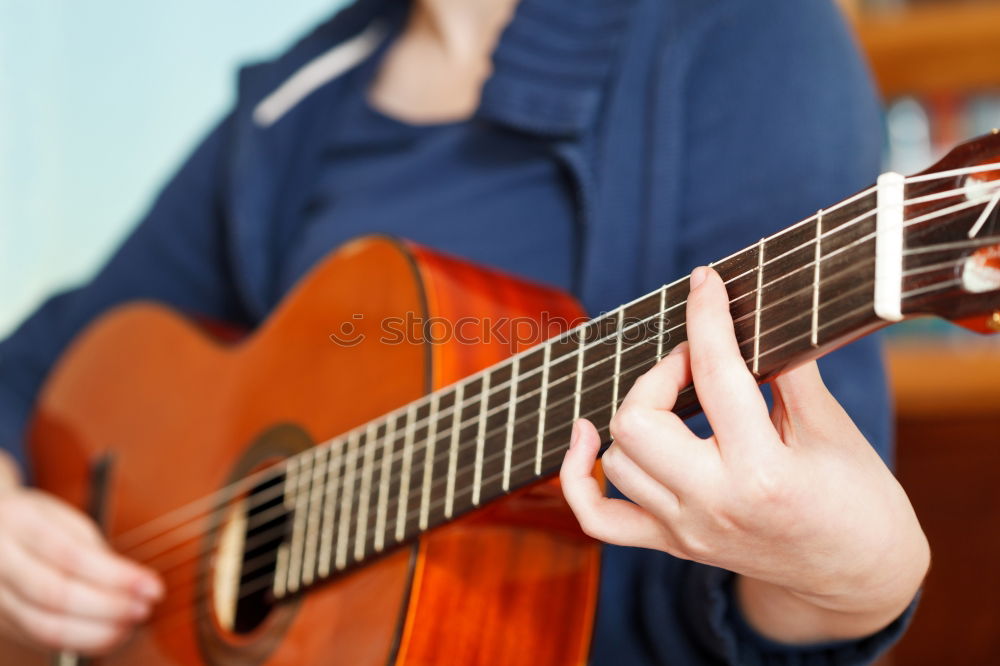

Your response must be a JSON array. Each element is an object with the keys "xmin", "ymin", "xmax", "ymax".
[
  {"xmin": 594, "ymin": 1, "xmax": 913, "ymax": 664},
  {"xmin": 0, "ymin": 113, "xmax": 250, "ymax": 473}
]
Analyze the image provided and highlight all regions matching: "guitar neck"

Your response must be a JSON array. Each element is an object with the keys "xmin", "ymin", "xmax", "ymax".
[{"xmin": 268, "ymin": 182, "xmax": 895, "ymax": 600}]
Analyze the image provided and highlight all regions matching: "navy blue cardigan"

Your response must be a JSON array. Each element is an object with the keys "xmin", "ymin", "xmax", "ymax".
[{"xmin": 0, "ymin": 0, "xmax": 909, "ymax": 662}]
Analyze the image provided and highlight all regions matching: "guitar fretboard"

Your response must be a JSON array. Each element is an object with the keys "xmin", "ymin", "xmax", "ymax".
[{"xmin": 266, "ymin": 185, "xmax": 887, "ymax": 600}]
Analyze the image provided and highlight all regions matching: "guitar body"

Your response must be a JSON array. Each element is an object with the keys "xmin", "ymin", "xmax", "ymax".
[{"xmin": 11, "ymin": 237, "xmax": 599, "ymax": 665}]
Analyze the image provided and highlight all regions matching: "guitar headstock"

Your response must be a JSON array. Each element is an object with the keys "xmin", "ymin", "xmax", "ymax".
[{"xmin": 899, "ymin": 130, "xmax": 1000, "ymax": 333}]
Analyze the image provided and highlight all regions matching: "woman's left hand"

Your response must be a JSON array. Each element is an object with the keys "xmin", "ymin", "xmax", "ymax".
[{"xmin": 559, "ymin": 266, "xmax": 929, "ymax": 643}]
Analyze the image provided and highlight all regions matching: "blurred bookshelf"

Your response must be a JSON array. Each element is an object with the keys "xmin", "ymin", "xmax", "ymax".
[
  {"xmin": 843, "ymin": 0, "xmax": 1000, "ymax": 348},
  {"xmin": 841, "ymin": 3, "xmax": 1000, "ymax": 665}
]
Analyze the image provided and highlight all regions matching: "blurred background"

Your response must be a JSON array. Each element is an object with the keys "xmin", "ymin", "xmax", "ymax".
[
  {"xmin": 0, "ymin": 0, "xmax": 341, "ymax": 339},
  {"xmin": 1, "ymin": 0, "xmax": 999, "ymax": 663}
]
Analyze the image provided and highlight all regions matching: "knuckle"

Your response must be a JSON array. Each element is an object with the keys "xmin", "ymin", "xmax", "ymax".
[
  {"xmin": 33, "ymin": 577, "xmax": 69, "ymax": 613},
  {"xmin": 43, "ymin": 536, "xmax": 82, "ymax": 574},
  {"xmin": 677, "ymin": 531, "xmax": 712, "ymax": 562},
  {"xmin": 609, "ymin": 405, "xmax": 646, "ymax": 444},
  {"xmin": 743, "ymin": 467, "xmax": 789, "ymax": 507},
  {"xmin": 577, "ymin": 515, "xmax": 606, "ymax": 542}
]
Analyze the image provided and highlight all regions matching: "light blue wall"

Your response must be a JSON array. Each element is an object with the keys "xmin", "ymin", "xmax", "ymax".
[{"xmin": 0, "ymin": 0, "xmax": 346, "ymax": 337}]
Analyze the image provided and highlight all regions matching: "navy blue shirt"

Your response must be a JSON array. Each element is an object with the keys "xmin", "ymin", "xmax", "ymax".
[
  {"xmin": 279, "ymin": 49, "xmax": 578, "ymax": 297},
  {"xmin": 0, "ymin": 0, "xmax": 915, "ymax": 663}
]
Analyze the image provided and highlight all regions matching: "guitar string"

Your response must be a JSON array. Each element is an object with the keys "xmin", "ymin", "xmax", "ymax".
[
  {"xmin": 110, "ymin": 169, "xmax": 999, "ymax": 556},
  {"xmin": 151, "ymin": 252, "xmax": 972, "ymax": 588},
  {"xmin": 109, "ymin": 172, "xmax": 999, "ymax": 554},
  {"xmin": 119, "ymin": 232, "xmax": 886, "ymax": 568},
  {"xmin": 140, "ymin": 250, "xmax": 887, "ymax": 571},
  {"xmin": 132, "ymin": 247, "xmax": 986, "ymax": 607},
  {"xmin": 114, "ymin": 184, "xmax": 1000, "ymax": 564},
  {"xmin": 146, "ymin": 272, "xmax": 968, "ymax": 631},
  {"xmin": 122, "ymin": 234, "xmax": 1000, "ymax": 596},
  {"xmin": 132, "ymin": 265, "xmax": 874, "ymax": 581}
]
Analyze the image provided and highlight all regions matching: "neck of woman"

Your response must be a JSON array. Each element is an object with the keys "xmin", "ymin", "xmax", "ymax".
[{"xmin": 413, "ymin": 0, "xmax": 519, "ymax": 61}]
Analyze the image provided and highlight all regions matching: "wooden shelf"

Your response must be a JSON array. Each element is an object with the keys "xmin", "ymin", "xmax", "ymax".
[
  {"xmin": 849, "ymin": 3, "xmax": 1000, "ymax": 98},
  {"xmin": 886, "ymin": 342, "xmax": 1000, "ymax": 418}
]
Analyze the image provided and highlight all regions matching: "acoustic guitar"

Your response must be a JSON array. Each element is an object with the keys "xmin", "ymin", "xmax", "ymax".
[{"xmin": 5, "ymin": 132, "xmax": 999, "ymax": 664}]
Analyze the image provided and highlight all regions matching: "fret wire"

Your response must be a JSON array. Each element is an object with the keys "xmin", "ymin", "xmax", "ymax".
[
  {"xmin": 445, "ymin": 382, "xmax": 464, "ymax": 519},
  {"xmin": 272, "ymin": 193, "xmax": 888, "ymax": 491},
  {"xmin": 301, "ymin": 445, "xmax": 328, "ymax": 585},
  {"xmin": 657, "ymin": 285, "xmax": 667, "ymax": 360},
  {"xmin": 368, "ymin": 277, "xmax": 898, "ymax": 535},
  {"xmin": 111, "ymin": 182, "xmax": 895, "ymax": 556},
  {"xmin": 272, "ymin": 543, "xmax": 290, "ymax": 599},
  {"xmin": 752, "ymin": 239, "xmax": 765, "ymax": 376},
  {"xmin": 338, "ymin": 205, "xmax": 872, "ymax": 461},
  {"xmin": 472, "ymin": 372, "xmax": 491, "ymax": 506},
  {"xmin": 335, "ymin": 431, "xmax": 360, "ymax": 570},
  {"xmin": 317, "ymin": 438, "xmax": 344, "ymax": 577},
  {"xmin": 262, "ymin": 280, "xmax": 868, "ymax": 575},
  {"xmin": 266, "ymin": 234, "xmax": 886, "ymax": 548},
  {"xmin": 232, "ymin": 230, "xmax": 889, "ymax": 549},
  {"xmin": 272, "ymin": 458, "xmax": 297, "ymax": 598},
  {"xmin": 181, "ymin": 229, "xmax": 977, "ymax": 595},
  {"xmin": 168, "ymin": 183, "xmax": 940, "ymax": 572},
  {"xmin": 394, "ymin": 403, "xmax": 417, "ymax": 542},
  {"xmin": 502, "ymin": 356, "xmax": 519, "ymax": 492},
  {"xmin": 535, "ymin": 343, "xmax": 552, "ymax": 476},
  {"xmin": 231, "ymin": 264, "xmax": 949, "ymax": 601},
  {"xmin": 419, "ymin": 394, "xmax": 440, "ymax": 530},
  {"xmin": 374, "ymin": 414, "xmax": 396, "ymax": 552},
  {"xmin": 286, "ymin": 449, "xmax": 313, "ymax": 593},
  {"xmin": 120, "ymin": 183, "xmax": 989, "ymax": 579},
  {"xmin": 611, "ymin": 309, "xmax": 624, "ymax": 418},
  {"xmin": 353, "ymin": 423, "xmax": 378, "ymax": 563},
  {"xmin": 811, "ymin": 210, "xmax": 823, "ymax": 347},
  {"xmin": 573, "ymin": 329, "xmax": 585, "ymax": 420},
  {"xmin": 338, "ymin": 256, "xmax": 887, "ymax": 536},
  {"xmin": 237, "ymin": 261, "xmax": 962, "ymax": 588}
]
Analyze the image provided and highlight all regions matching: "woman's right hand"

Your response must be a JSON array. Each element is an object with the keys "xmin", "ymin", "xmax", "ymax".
[{"xmin": 0, "ymin": 452, "xmax": 163, "ymax": 655}]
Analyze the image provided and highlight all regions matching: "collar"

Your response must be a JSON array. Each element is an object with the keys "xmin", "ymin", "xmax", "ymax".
[
  {"xmin": 249, "ymin": 0, "xmax": 638, "ymax": 138},
  {"xmin": 478, "ymin": 0, "xmax": 638, "ymax": 137}
]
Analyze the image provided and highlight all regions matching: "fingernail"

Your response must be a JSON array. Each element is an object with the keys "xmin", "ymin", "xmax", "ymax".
[
  {"xmin": 690, "ymin": 266, "xmax": 708, "ymax": 290},
  {"xmin": 570, "ymin": 420, "xmax": 581, "ymax": 448}
]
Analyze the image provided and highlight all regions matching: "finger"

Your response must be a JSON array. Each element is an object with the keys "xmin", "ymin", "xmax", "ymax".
[
  {"xmin": 600, "ymin": 443, "xmax": 679, "ymax": 516},
  {"xmin": 560, "ymin": 419, "xmax": 678, "ymax": 550},
  {"xmin": 35, "ymin": 493, "xmax": 104, "ymax": 546},
  {"xmin": 1, "ymin": 540, "xmax": 149, "ymax": 623},
  {"xmin": 772, "ymin": 360, "xmax": 837, "ymax": 423},
  {"xmin": 17, "ymin": 519, "xmax": 163, "ymax": 601},
  {"xmin": 611, "ymin": 344, "xmax": 717, "ymax": 493},
  {"xmin": 619, "ymin": 342, "xmax": 693, "ymax": 413},
  {"xmin": 685, "ymin": 266, "xmax": 773, "ymax": 447},
  {"xmin": 0, "ymin": 587, "xmax": 130, "ymax": 656}
]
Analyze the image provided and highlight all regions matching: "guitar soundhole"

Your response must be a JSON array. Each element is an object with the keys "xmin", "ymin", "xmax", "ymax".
[
  {"xmin": 197, "ymin": 425, "xmax": 308, "ymax": 664},
  {"xmin": 238, "ymin": 473, "xmax": 288, "ymax": 633},
  {"xmin": 212, "ymin": 471, "xmax": 288, "ymax": 635}
]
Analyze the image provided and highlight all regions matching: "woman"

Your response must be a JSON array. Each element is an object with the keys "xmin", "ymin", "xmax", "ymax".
[{"xmin": 0, "ymin": 0, "xmax": 928, "ymax": 662}]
